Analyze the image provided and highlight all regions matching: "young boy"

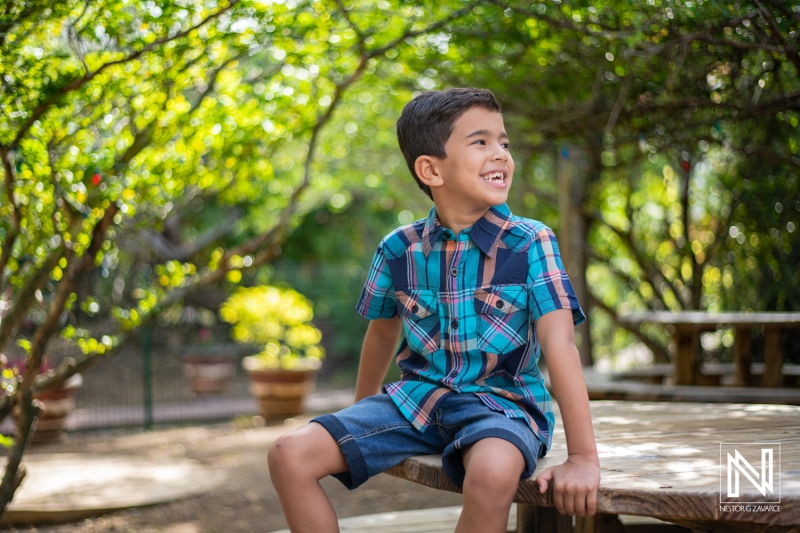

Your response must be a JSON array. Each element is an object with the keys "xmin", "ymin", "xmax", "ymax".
[{"xmin": 268, "ymin": 88, "xmax": 600, "ymax": 533}]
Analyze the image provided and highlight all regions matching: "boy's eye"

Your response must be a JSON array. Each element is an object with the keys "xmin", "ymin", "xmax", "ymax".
[{"xmin": 472, "ymin": 139, "xmax": 511, "ymax": 149}]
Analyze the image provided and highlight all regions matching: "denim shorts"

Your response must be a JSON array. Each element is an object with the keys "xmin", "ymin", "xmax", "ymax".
[{"xmin": 311, "ymin": 392, "xmax": 544, "ymax": 490}]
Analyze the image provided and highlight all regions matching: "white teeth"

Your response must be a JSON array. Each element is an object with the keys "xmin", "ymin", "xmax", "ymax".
[{"xmin": 482, "ymin": 172, "xmax": 504, "ymax": 181}]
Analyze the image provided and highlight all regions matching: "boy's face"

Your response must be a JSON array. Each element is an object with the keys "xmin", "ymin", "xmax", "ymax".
[{"xmin": 431, "ymin": 106, "xmax": 514, "ymax": 213}]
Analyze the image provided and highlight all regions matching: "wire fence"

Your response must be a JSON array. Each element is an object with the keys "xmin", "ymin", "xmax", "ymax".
[{"xmin": 43, "ymin": 262, "xmax": 370, "ymax": 433}]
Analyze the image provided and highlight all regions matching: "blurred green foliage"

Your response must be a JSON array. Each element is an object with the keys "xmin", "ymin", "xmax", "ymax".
[
  {"xmin": 1, "ymin": 0, "xmax": 798, "ymax": 378},
  {"xmin": 0, "ymin": 3, "xmax": 798, "ymax": 511}
]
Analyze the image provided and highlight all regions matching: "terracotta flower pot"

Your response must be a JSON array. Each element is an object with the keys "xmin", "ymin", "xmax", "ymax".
[
  {"xmin": 181, "ymin": 346, "xmax": 238, "ymax": 394},
  {"xmin": 22, "ymin": 373, "xmax": 82, "ymax": 444},
  {"xmin": 242, "ymin": 356, "xmax": 319, "ymax": 420}
]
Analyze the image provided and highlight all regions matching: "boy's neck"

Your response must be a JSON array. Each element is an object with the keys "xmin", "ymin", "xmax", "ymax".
[{"xmin": 434, "ymin": 203, "xmax": 491, "ymax": 235}]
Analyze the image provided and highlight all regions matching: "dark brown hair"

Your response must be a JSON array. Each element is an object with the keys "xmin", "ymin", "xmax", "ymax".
[{"xmin": 396, "ymin": 88, "xmax": 502, "ymax": 200}]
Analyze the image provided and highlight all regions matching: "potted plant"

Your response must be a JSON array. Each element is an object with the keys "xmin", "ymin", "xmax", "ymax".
[
  {"xmin": 181, "ymin": 327, "xmax": 238, "ymax": 394},
  {"xmin": 5, "ymin": 357, "xmax": 83, "ymax": 444},
  {"xmin": 220, "ymin": 285, "xmax": 325, "ymax": 420}
]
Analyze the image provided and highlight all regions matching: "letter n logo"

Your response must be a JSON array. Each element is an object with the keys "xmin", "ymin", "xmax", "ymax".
[
  {"xmin": 720, "ymin": 443, "xmax": 781, "ymax": 504},
  {"xmin": 727, "ymin": 448, "xmax": 772, "ymax": 497}
]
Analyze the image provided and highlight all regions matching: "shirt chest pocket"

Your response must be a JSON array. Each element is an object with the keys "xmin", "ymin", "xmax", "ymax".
[
  {"xmin": 474, "ymin": 285, "xmax": 529, "ymax": 354},
  {"xmin": 396, "ymin": 290, "xmax": 440, "ymax": 356}
]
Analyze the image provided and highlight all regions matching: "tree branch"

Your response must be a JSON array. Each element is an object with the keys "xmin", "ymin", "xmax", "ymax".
[
  {"xmin": 0, "ymin": 203, "xmax": 117, "ymax": 515},
  {"xmin": 144, "ymin": 209, "xmax": 244, "ymax": 262},
  {"xmin": 33, "ymin": 2, "xmax": 478, "ymax": 394},
  {"xmin": 586, "ymin": 205, "xmax": 686, "ymax": 310},
  {"xmin": 671, "ymin": 149, "xmax": 702, "ymax": 310},
  {"xmin": 765, "ymin": 0, "xmax": 800, "ymax": 26},
  {"xmin": 186, "ymin": 54, "xmax": 243, "ymax": 116},
  {"xmin": 334, "ymin": 0, "xmax": 367, "ymax": 55},
  {"xmin": 0, "ymin": 398, "xmax": 37, "ymax": 517},
  {"xmin": 9, "ymin": 0, "xmax": 241, "ymax": 150},
  {"xmin": 369, "ymin": 2, "xmax": 477, "ymax": 58},
  {"xmin": 0, "ymin": 148, "xmax": 21, "ymax": 293},
  {"xmin": 496, "ymin": 0, "xmax": 644, "ymax": 42},
  {"xmin": 0, "ymin": 244, "xmax": 66, "ymax": 353},
  {"xmin": 604, "ymin": 75, "xmax": 632, "ymax": 133},
  {"xmin": 589, "ymin": 293, "xmax": 671, "ymax": 364},
  {"xmin": 752, "ymin": 0, "xmax": 800, "ymax": 76},
  {"xmin": 588, "ymin": 249, "xmax": 658, "ymax": 312},
  {"xmin": 0, "ymin": 1, "xmax": 50, "ymax": 49}
]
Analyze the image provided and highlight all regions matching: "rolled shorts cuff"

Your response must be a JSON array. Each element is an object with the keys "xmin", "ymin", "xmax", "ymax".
[
  {"xmin": 311, "ymin": 414, "xmax": 369, "ymax": 490},
  {"xmin": 442, "ymin": 427, "xmax": 542, "ymax": 489}
]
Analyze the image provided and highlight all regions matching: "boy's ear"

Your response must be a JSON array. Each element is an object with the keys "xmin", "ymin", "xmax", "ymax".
[{"xmin": 414, "ymin": 155, "xmax": 445, "ymax": 189}]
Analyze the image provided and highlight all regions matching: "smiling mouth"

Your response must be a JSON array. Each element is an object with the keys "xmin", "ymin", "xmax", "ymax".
[{"xmin": 481, "ymin": 170, "xmax": 506, "ymax": 183}]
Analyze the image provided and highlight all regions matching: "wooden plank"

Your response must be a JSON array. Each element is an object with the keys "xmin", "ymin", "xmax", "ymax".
[
  {"xmin": 763, "ymin": 328, "xmax": 784, "ymax": 388},
  {"xmin": 388, "ymin": 455, "xmax": 798, "ymax": 527},
  {"xmin": 674, "ymin": 328, "xmax": 695, "ymax": 386},
  {"xmin": 611, "ymin": 364, "xmax": 673, "ymax": 382},
  {"xmin": 612, "ymin": 364, "xmax": 800, "ymax": 383},
  {"xmin": 586, "ymin": 382, "xmax": 800, "ymax": 405},
  {"xmin": 573, "ymin": 513, "xmax": 625, "ymax": 533},
  {"xmin": 617, "ymin": 311, "xmax": 800, "ymax": 328},
  {"xmin": 517, "ymin": 503, "xmax": 572, "ymax": 533},
  {"xmin": 386, "ymin": 401, "xmax": 800, "ymax": 528},
  {"xmin": 269, "ymin": 506, "xmax": 512, "ymax": 533},
  {"xmin": 273, "ymin": 506, "xmax": 685, "ymax": 533},
  {"xmin": 734, "ymin": 328, "xmax": 753, "ymax": 386},
  {"xmin": 618, "ymin": 311, "xmax": 800, "ymax": 390}
]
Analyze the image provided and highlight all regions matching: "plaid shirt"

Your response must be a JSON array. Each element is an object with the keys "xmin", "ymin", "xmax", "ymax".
[{"xmin": 356, "ymin": 203, "xmax": 585, "ymax": 451}]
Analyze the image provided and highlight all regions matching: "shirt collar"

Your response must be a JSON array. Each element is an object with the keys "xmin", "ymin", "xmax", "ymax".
[{"xmin": 421, "ymin": 203, "xmax": 513, "ymax": 258}]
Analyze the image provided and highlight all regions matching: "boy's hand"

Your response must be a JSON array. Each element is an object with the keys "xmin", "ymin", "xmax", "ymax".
[{"xmin": 535, "ymin": 454, "xmax": 600, "ymax": 517}]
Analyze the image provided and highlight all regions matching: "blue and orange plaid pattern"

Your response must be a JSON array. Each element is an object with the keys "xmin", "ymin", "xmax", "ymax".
[{"xmin": 356, "ymin": 203, "xmax": 585, "ymax": 452}]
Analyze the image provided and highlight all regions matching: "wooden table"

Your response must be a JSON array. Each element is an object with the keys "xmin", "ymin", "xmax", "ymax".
[
  {"xmin": 617, "ymin": 311, "xmax": 800, "ymax": 387},
  {"xmin": 387, "ymin": 401, "xmax": 800, "ymax": 532}
]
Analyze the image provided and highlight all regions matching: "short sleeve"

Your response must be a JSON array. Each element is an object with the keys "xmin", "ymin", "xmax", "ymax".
[
  {"xmin": 355, "ymin": 244, "xmax": 398, "ymax": 319},
  {"xmin": 527, "ymin": 228, "xmax": 586, "ymax": 325}
]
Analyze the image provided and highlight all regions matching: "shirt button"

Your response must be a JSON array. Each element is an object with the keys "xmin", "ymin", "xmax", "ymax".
[
  {"xmin": 495, "ymin": 300, "xmax": 504, "ymax": 309},
  {"xmin": 411, "ymin": 304, "xmax": 419, "ymax": 314},
  {"xmin": 451, "ymin": 320, "xmax": 458, "ymax": 329},
  {"xmin": 450, "ymin": 268, "xmax": 458, "ymax": 277}
]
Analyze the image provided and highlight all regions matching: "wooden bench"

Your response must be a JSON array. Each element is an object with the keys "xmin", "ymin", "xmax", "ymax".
[
  {"xmin": 617, "ymin": 311, "xmax": 800, "ymax": 387},
  {"xmin": 586, "ymin": 381, "xmax": 800, "ymax": 405},
  {"xmin": 272, "ymin": 505, "xmax": 685, "ymax": 532},
  {"xmin": 612, "ymin": 363, "xmax": 800, "ymax": 387},
  {"xmin": 387, "ymin": 401, "xmax": 800, "ymax": 532}
]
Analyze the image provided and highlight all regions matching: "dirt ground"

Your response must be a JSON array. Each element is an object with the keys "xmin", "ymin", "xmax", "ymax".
[{"xmin": 5, "ymin": 416, "xmax": 464, "ymax": 533}]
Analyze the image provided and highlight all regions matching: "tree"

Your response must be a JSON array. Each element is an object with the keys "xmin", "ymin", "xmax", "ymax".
[
  {"xmin": 0, "ymin": 0, "xmax": 475, "ymax": 514},
  {"xmin": 397, "ymin": 0, "xmax": 800, "ymax": 364},
  {"xmin": 2, "ymin": 0, "xmax": 798, "ymax": 517}
]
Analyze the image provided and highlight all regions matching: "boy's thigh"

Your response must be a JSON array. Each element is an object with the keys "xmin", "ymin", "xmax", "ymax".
[
  {"xmin": 311, "ymin": 394, "xmax": 445, "ymax": 489},
  {"xmin": 436, "ymin": 394, "xmax": 543, "ymax": 488}
]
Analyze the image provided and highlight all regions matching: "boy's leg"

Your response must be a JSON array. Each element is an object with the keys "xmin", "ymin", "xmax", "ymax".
[
  {"xmin": 435, "ymin": 394, "xmax": 543, "ymax": 533},
  {"xmin": 268, "ymin": 422, "xmax": 347, "ymax": 533},
  {"xmin": 270, "ymin": 394, "xmax": 445, "ymax": 532},
  {"xmin": 455, "ymin": 437, "xmax": 526, "ymax": 533}
]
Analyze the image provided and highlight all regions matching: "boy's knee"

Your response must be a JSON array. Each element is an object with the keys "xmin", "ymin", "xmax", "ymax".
[
  {"xmin": 268, "ymin": 432, "xmax": 308, "ymax": 476},
  {"xmin": 463, "ymin": 457, "xmax": 523, "ymax": 501},
  {"xmin": 268, "ymin": 424, "xmax": 346, "ymax": 482}
]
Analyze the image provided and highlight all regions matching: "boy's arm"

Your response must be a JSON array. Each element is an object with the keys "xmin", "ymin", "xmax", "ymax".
[
  {"xmin": 534, "ymin": 308, "xmax": 600, "ymax": 517},
  {"xmin": 354, "ymin": 316, "xmax": 403, "ymax": 402}
]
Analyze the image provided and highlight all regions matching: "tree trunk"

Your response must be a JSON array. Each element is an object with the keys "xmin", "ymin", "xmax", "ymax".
[{"xmin": 558, "ymin": 143, "xmax": 593, "ymax": 367}]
